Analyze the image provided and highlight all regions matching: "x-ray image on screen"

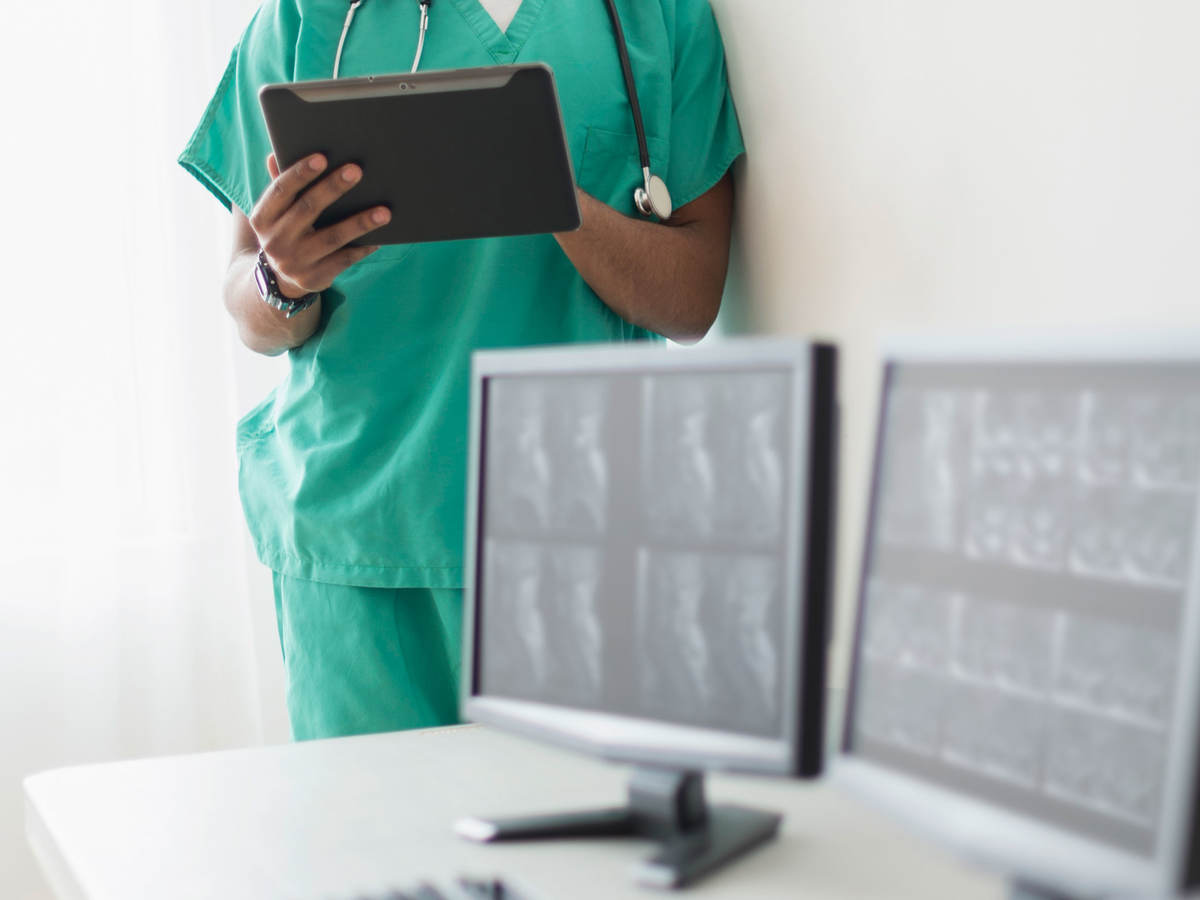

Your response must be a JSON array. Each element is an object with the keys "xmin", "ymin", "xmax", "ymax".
[
  {"xmin": 861, "ymin": 580, "xmax": 954, "ymax": 671},
  {"xmin": 486, "ymin": 377, "xmax": 611, "ymax": 536},
  {"xmin": 486, "ymin": 381, "xmax": 553, "ymax": 531},
  {"xmin": 1070, "ymin": 484, "xmax": 1194, "ymax": 587},
  {"xmin": 1069, "ymin": 395, "xmax": 1198, "ymax": 588},
  {"xmin": 478, "ymin": 364, "xmax": 796, "ymax": 740},
  {"xmin": 634, "ymin": 549, "xmax": 783, "ymax": 737},
  {"xmin": 712, "ymin": 556, "xmax": 783, "ymax": 732},
  {"xmin": 878, "ymin": 390, "xmax": 967, "ymax": 551},
  {"xmin": 953, "ymin": 594, "xmax": 1055, "ymax": 694},
  {"xmin": 481, "ymin": 540, "xmax": 549, "ymax": 697},
  {"xmin": 1130, "ymin": 395, "xmax": 1200, "ymax": 489},
  {"xmin": 640, "ymin": 379, "xmax": 717, "ymax": 537},
  {"xmin": 940, "ymin": 682, "xmax": 1044, "ymax": 788},
  {"xmin": 1070, "ymin": 484, "xmax": 1135, "ymax": 581},
  {"xmin": 1078, "ymin": 391, "xmax": 1134, "ymax": 485},
  {"xmin": 640, "ymin": 372, "xmax": 789, "ymax": 544},
  {"xmin": 1043, "ymin": 708, "xmax": 1165, "ymax": 826},
  {"xmin": 555, "ymin": 381, "xmax": 610, "ymax": 534},
  {"xmin": 542, "ymin": 546, "xmax": 605, "ymax": 705},
  {"xmin": 634, "ymin": 551, "xmax": 713, "ymax": 722},
  {"xmin": 964, "ymin": 391, "xmax": 1078, "ymax": 569},
  {"xmin": 1055, "ymin": 614, "xmax": 1177, "ymax": 726},
  {"xmin": 856, "ymin": 658, "xmax": 945, "ymax": 755},
  {"xmin": 482, "ymin": 540, "xmax": 609, "ymax": 708},
  {"xmin": 1123, "ymin": 490, "xmax": 1193, "ymax": 586},
  {"xmin": 854, "ymin": 576, "xmax": 1178, "ymax": 849},
  {"xmin": 849, "ymin": 360, "xmax": 1200, "ymax": 856}
]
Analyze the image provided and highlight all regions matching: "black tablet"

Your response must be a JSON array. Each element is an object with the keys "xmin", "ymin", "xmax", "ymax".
[{"xmin": 258, "ymin": 64, "xmax": 580, "ymax": 245}]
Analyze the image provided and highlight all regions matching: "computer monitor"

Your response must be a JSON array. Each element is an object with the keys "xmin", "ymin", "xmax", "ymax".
[
  {"xmin": 456, "ymin": 339, "xmax": 837, "ymax": 888},
  {"xmin": 838, "ymin": 339, "xmax": 1200, "ymax": 900}
]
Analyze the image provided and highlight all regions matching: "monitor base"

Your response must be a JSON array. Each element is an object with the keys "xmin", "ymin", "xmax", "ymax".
[
  {"xmin": 455, "ymin": 768, "xmax": 781, "ymax": 889},
  {"xmin": 1009, "ymin": 879, "xmax": 1085, "ymax": 900}
]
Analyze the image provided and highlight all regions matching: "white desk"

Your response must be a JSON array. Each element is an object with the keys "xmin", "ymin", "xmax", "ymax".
[{"xmin": 25, "ymin": 724, "xmax": 1004, "ymax": 900}]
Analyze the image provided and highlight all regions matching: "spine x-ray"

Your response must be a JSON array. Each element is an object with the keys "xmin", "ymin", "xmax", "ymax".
[
  {"xmin": 854, "ymin": 364, "xmax": 1200, "ymax": 854},
  {"xmin": 481, "ymin": 368, "xmax": 793, "ymax": 739}
]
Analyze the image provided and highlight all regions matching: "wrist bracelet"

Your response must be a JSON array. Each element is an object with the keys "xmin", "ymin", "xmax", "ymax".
[{"xmin": 253, "ymin": 250, "xmax": 320, "ymax": 319}]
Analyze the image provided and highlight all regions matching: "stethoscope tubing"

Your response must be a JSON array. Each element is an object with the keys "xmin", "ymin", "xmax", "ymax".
[
  {"xmin": 335, "ymin": 0, "xmax": 431, "ymax": 77},
  {"xmin": 333, "ymin": 0, "xmax": 362, "ymax": 79},
  {"xmin": 600, "ymin": 0, "xmax": 651, "ymax": 186}
]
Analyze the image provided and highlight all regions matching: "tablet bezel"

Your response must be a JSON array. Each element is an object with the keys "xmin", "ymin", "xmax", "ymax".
[{"xmin": 258, "ymin": 63, "xmax": 581, "ymax": 245}]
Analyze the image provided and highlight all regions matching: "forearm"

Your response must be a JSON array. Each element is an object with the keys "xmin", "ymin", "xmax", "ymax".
[
  {"xmin": 223, "ymin": 248, "xmax": 323, "ymax": 357},
  {"xmin": 554, "ymin": 183, "xmax": 732, "ymax": 343}
]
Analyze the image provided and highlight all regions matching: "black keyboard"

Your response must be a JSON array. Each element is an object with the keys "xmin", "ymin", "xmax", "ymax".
[{"xmin": 354, "ymin": 876, "xmax": 532, "ymax": 900}]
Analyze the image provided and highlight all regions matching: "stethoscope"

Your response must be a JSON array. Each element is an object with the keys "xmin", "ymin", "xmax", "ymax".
[{"xmin": 333, "ymin": 0, "xmax": 673, "ymax": 220}]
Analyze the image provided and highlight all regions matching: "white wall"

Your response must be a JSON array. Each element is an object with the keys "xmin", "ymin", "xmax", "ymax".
[{"xmin": 712, "ymin": 1, "xmax": 1200, "ymax": 683}]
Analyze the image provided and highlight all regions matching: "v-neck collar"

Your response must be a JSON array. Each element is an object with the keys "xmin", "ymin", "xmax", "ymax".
[{"xmin": 449, "ymin": 0, "xmax": 547, "ymax": 63}]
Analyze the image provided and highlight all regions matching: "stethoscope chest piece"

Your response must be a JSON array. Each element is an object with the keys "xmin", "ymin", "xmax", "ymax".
[{"xmin": 635, "ymin": 173, "xmax": 672, "ymax": 220}]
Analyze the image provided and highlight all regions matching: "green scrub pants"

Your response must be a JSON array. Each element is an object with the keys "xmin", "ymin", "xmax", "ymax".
[{"xmin": 272, "ymin": 573, "xmax": 463, "ymax": 741}]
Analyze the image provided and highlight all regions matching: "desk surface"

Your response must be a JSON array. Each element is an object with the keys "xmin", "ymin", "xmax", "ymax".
[{"xmin": 25, "ymin": 724, "xmax": 1004, "ymax": 900}]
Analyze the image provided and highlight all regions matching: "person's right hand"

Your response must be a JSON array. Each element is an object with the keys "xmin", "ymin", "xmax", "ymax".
[{"xmin": 249, "ymin": 153, "xmax": 392, "ymax": 298}]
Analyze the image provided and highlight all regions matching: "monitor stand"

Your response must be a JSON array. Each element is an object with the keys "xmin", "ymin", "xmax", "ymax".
[
  {"xmin": 454, "ymin": 767, "xmax": 781, "ymax": 889},
  {"xmin": 1009, "ymin": 879, "xmax": 1091, "ymax": 900}
]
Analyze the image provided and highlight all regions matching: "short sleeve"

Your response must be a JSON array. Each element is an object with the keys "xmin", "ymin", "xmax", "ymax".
[
  {"xmin": 667, "ymin": 0, "xmax": 745, "ymax": 210},
  {"xmin": 178, "ymin": 1, "xmax": 301, "ymax": 215}
]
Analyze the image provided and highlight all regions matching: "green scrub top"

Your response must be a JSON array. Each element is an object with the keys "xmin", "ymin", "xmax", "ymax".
[{"xmin": 179, "ymin": 0, "xmax": 744, "ymax": 589}]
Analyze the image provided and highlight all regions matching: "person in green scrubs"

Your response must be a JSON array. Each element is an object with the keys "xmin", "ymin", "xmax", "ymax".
[{"xmin": 179, "ymin": 0, "xmax": 745, "ymax": 741}]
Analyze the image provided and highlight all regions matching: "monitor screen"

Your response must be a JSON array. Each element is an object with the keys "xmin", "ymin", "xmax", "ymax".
[
  {"xmin": 845, "ymin": 359, "xmax": 1200, "ymax": 859},
  {"xmin": 458, "ymin": 342, "xmax": 835, "ymax": 888},
  {"xmin": 478, "ymin": 367, "xmax": 793, "ymax": 740}
]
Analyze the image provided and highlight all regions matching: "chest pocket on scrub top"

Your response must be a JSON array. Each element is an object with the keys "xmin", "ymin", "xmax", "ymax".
[{"xmin": 577, "ymin": 126, "xmax": 670, "ymax": 220}]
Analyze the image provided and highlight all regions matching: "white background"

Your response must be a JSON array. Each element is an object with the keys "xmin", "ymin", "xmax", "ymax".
[{"xmin": 0, "ymin": 2, "xmax": 287, "ymax": 895}]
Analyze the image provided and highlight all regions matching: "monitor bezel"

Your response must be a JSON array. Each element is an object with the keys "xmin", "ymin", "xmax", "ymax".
[
  {"xmin": 836, "ymin": 334, "xmax": 1200, "ymax": 897},
  {"xmin": 462, "ymin": 339, "xmax": 832, "ymax": 778}
]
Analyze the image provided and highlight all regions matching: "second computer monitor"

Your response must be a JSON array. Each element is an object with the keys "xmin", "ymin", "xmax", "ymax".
[{"xmin": 839, "ymin": 340, "xmax": 1200, "ymax": 899}]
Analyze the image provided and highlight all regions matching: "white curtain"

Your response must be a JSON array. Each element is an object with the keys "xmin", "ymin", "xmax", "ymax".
[{"xmin": 0, "ymin": 2, "xmax": 281, "ymax": 895}]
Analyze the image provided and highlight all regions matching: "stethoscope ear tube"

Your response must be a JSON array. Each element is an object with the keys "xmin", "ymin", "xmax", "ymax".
[
  {"xmin": 333, "ymin": 0, "xmax": 365, "ymax": 79},
  {"xmin": 411, "ymin": 0, "xmax": 431, "ymax": 74},
  {"xmin": 332, "ymin": 0, "xmax": 672, "ymax": 220}
]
